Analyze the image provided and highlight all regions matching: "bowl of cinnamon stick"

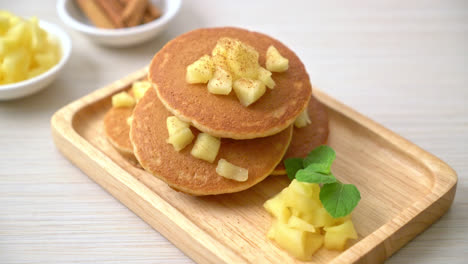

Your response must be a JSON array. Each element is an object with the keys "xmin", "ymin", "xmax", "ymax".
[{"xmin": 57, "ymin": 0, "xmax": 181, "ymax": 47}]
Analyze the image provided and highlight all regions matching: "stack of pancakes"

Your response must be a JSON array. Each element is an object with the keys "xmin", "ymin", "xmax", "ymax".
[{"xmin": 104, "ymin": 27, "xmax": 329, "ymax": 195}]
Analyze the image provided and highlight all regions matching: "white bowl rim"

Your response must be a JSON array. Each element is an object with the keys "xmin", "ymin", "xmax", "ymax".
[
  {"xmin": 0, "ymin": 20, "xmax": 72, "ymax": 91},
  {"xmin": 57, "ymin": 0, "xmax": 182, "ymax": 36}
]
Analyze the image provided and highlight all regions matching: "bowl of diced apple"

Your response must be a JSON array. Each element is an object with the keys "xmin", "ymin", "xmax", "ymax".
[{"xmin": 0, "ymin": 12, "xmax": 72, "ymax": 100}]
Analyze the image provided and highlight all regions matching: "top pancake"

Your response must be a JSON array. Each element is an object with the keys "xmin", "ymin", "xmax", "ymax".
[
  {"xmin": 272, "ymin": 95, "xmax": 329, "ymax": 174},
  {"xmin": 130, "ymin": 88, "xmax": 293, "ymax": 195},
  {"xmin": 149, "ymin": 27, "xmax": 312, "ymax": 139}
]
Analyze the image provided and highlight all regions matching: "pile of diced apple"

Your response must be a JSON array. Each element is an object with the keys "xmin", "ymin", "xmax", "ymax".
[
  {"xmin": 264, "ymin": 180, "xmax": 358, "ymax": 260},
  {"xmin": 186, "ymin": 37, "xmax": 289, "ymax": 107}
]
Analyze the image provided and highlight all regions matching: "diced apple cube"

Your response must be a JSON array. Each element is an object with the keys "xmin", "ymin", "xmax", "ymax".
[
  {"xmin": 257, "ymin": 66, "xmax": 275, "ymax": 89},
  {"xmin": 233, "ymin": 78, "xmax": 266, "ymax": 107},
  {"xmin": 229, "ymin": 43, "xmax": 259, "ymax": 79},
  {"xmin": 30, "ymin": 17, "xmax": 47, "ymax": 52},
  {"xmin": 287, "ymin": 215, "xmax": 316, "ymax": 233},
  {"xmin": 166, "ymin": 127, "xmax": 194, "ymax": 152},
  {"xmin": 266, "ymin": 45, "xmax": 289, "ymax": 72},
  {"xmin": 112, "ymin": 91, "xmax": 135, "ymax": 108},
  {"xmin": 267, "ymin": 222, "xmax": 276, "ymax": 239},
  {"xmin": 289, "ymin": 179, "xmax": 320, "ymax": 200},
  {"xmin": 216, "ymin": 159, "xmax": 248, "ymax": 182},
  {"xmin": 26, "ymin": 67, "xmax": 47, "ymax": 79},
  {"xmin": 190, "ymin": 133, "xmax": 221, "ymax": 163},
  {"xmin": 34, "ymin": 51, "xmax": 58, "ymax": 69},
  {"xmin": 0, "ymin": 16, "xmax": 10, "ymax": 35},
  {"xmin": 268, "ymin": 221, "xmax": 323, "ymax": 261},
  {"xmin": 2, "ymin": 48, "xmax": 30, "ymax": 83},
  {"xmin": 323, "ymin": 219, "xmax": 358, "ymax": 251},
  {"xmin": 283, "ymin": 183, "xmax": 321, "ymax": 217},
  {"xmin": 305, "ymin": 232, "xmax": 325, "ymax": 258},
  {"xmin": 269, "ymin": 221, "xmax": 307, "ymax": 260},
  {"xmin": 294, "ymin": 108, "xmax": 312, "ymax": 128},
  {"xmin": 186, "ymin": 55, "xmax": 214, "ymax": 84},
  {"xmin": 166, "ymin": 116, "xmax": 190, "ymax": 136},
  {"xmin": 212, "ymin": 37, "xmax": 259, "ymax": 79},
  {"xmin": 126, "ymin": 116, "xmax": 133, "ymax": 126},
  {"xmin": 264, "ymin": 188, "xmax": 291, "ymax": 223},
  {"xmin": 301, "ymin": 207, "xmax": 335, "ymax": 228},
  {"xmin": 332, "ymin": 214, "xmax": 352, "ymax": 226},
  {"xmin": 132, "ymin": 81, "xmax": 152, "ymax": 101},
  {"xmin": 207, "ymin": 67, "xmax": 232, "ymax": 95}
]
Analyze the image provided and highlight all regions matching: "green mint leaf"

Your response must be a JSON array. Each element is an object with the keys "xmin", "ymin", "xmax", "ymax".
[
  {"xmin": 296, "ymin": 171, "xmax": 337, "ymax": 184},
  {"xmin": 284, "ymin": 158, "xmax": 303, "ymax": 180},
  {"xmin": 304, "ymin": 163, "xmax": 331, "ymax": 174},
  {"xmin": 303, "ymin": 145, "xmax": 336, "ymax": 173},
  {"xmin": 296, "ymin": 165, "xmax": 337, "ymax": 184},
  {"xmin": 320, "ymin": 182, "xmax": 361, "ymax": 218}
]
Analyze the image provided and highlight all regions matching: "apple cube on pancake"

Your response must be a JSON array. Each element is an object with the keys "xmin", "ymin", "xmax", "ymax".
[
  {"xmin": 233, "ymin": 78, "xmax": 266, "ymax": 107},
  {"xmin": 190, "ymin": 133, "xmax": 221, "ymax": 163},
  {"xmin": 294, "ymin": 108, "xmax": 312, "ymax": 128},
  {"xmin": 258, "ymin": 66, "xmax": 275, "ymax": 89},
  {"xmin": 166, "ymin": 116, "xmax": 190, "ymax": 136},
  {"xmin": 227, "ymin": 42, "xmax": 259, "ymax": 80},
  {"xmin": 126, "ymin": 116, "xmax": 133, "ymax": 126},
  {"xmin": 216, "ymin": 159, "xmax": 248, "ymax": 182},
  {"xmin": 166, "ymin": 127, "xmax": 194, "ymax": 152},
  {"xmin": 132, "ymin": 81, "xmax": 152, "ymax": 102},
  {"xmin": 266, "ymin": 45, "xmax": 289, "ymax": 72},
  {"xmin": 207, "ymin": 67, "xmax": 232, "ymax": 95},
  {"xmin": 186, "ymin": 55, "xmax": 214, "ymax": 84},
  {"xmin": 212, "ymin": 37, "xmax": 260, "ymax": 80},
  {"xmin": 112, "ymin": 91, "xmax": 135, "ymax": 108},
  {"xmin": 323, "ymin": 220, "xmax": 358, "ymax": 251}
]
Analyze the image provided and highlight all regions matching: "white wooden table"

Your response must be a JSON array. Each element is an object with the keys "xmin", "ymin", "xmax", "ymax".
[{"xmin": 1, "ymin": 0, "xmax": 467, "ymax": 263}]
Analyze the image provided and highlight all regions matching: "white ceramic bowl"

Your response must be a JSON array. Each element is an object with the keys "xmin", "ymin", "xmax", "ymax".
[
  {"xmin": 0, "ymin": 20, "xmax": 72, "ymax": 101},
  {"xmin": 57, "ymin": 0, "xmax": 181, "ymax": 47}
]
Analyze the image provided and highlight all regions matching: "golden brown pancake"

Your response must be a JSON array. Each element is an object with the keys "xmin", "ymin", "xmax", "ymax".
[
  {"xmin": 130, "ymin": 89, "xmax": 293, "ymax": 195},
  {"xmin": 149, "ymin": 27, "xmax": 312, "ymax": 140},
  {"xmin": 104, "ymin": 106, "xmax": 134, "ymax": 156},
  {"xmin": 271, "ymin": 95, "xmax": 329, "ymax": 175}
]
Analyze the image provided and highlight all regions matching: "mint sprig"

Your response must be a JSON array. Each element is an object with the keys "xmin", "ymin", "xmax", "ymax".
[
  {"xmin": 284, "ymin": 158, "xmax": 303, "ymax": 181},
  {"xmin": 303, "ymin": 145, "xmax": 336, "ymax": 172},
  {"xmin": 283, "ymin": 145, "xmax": 361, "ymax": 218},
  {"xmin": 320, "ymin": 182, "xmax": 361, "ymax": 218}
]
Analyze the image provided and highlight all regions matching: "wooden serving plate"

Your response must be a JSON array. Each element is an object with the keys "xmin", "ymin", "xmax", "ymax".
[{"xmin": 51, "ymin": 67, "xmax": 457, "ymax": 264}]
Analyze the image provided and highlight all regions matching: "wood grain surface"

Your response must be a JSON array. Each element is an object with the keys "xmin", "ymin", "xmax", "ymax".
[{"xmin": 0, "ymin": 0, "xmax": 467, "ymax": 263}]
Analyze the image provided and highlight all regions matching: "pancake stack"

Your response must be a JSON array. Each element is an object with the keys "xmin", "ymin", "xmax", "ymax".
[{"xmin": 104, "ymin": 27, "xmax": 329, "ymax": 195}]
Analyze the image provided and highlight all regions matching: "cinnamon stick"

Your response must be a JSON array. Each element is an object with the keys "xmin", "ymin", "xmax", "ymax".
[
  {"xmin": 147, "ymin": 3, "xmax": 161, "ymax": 19},
  {"xmin": 122, "ymin": 0, "xmax": 148, "ymax": 27},
  {"xmin": 76, "ymin": 0, "xmax": 115, "ymax": 29},
  {"xmin": 95, "ymin": 0, "xmax": 125, "ymax": 28},
  {"xmin": 143, "ymin": 3, "xmax": 161, "ymax": 23}
]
